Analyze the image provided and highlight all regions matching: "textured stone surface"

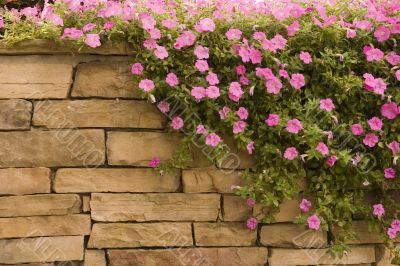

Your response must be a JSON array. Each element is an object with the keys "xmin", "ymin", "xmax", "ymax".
[
  {"xmin": 90, "ymin": 193, "xmax": 220, "ymax": 222},
  {"xmin": 72, "ymin": 62, "xmax": 140, "ymax": 98},
  {"xmin": 254, "ymin": 198, "xmax": 300, "ymax": 222},
  {"xmin": 0, "ymin": 168, "xmax": 51, "ymax": 195},
  {"xmin": 333, "ymin": 221, "xmax": 384, "ymax": 244},
  {"xmin": 84, "ymin": 250, "xmax": 106, "ymax": 266},
  {"xmin": 194, "ymin": 223, "xmax": 257, "ymax": 247},
  {"xmin": 33, "ymin": 100, "xmax": 164, "ymax": 129},
  {"xmin": 0, "ymin": 194, "xmax": 81, "ymax": 217},
  {"xmin": 223, "ymin": 195, "xmax": 251, "ymax": 221},
  {"xmin": 182, "ymin": 170, "xmax": 245, "ymax": 193},
  {"xmin": 108, "ymin": 247, "xmax": 268, "ymax": 266},
  {"xmin": 54, "ymin": 168, "xmax": 179, "ymax": 193},
  {"xmin": 0, "ymin": 236, "xmax": 84, "ymax": 264},
  {"xmin": 107, "ymin": 132, "xmax": 181, "ymax": 166},
  {"xmin": 260, "ymin": 224, "xmax": 328, "ymax": 248},
  {"xmin": 0, "ymin": 99, "xmax": 32, "ymax": 129},
  {"xmin": 269, "ymin": 246, "xmax": 376, "ymax": 266},
  {"xmin": 0, "ymin": 130, "xmax": 105, "ymax": 167},
  {"xmin": 0, "ymin": 214, "xmax": 90, "ymax": 238},
  {"xmin": 88, "ymin": 223, "xmax": 192, "ymax": 248},
  {"xmin": 376, "ymin": 244, "xmax": 399, "ymax": 266},
  {"xmin": 0, "ymin": 59, "xmax": 72, "ymax": 99}
]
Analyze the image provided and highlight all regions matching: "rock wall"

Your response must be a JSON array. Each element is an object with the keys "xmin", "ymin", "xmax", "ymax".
[{"xmin": 0, "ymin": 42, "xmax": 395, "ymax": 265}]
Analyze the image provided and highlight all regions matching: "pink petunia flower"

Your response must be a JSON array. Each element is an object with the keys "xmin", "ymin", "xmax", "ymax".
[
  {"xmin": 219, "ymin": 106, "xmax": 230, "ymax": 120},
  {"xmin": 388, "ymin": 141, "xmax": 399, "ymax": 155},
  {"xmin": 194, "ymin": 45, "xmax": 209, "ymax": 59},
  {"xmin": 157, "ymin": 101, "xmax": 170, "ymax": 113},
  {"xmin": 228, "ymin": 82, "xmax": 244, "ymax": 102},
  {"xmin": 225, "ymin": 28, "xmax": 242, "ymax": 40},
  {"xmin": 396, "ymin": 70, "xmax": 400, "ymax": 81},
  {"xmin": 195, "ymin": 18, "xmax": 215, "ymax": 32},
  {"xmin": 265, "ymin": 114, "xmax": 280, "ymax": 126},
  {"xmin": 233, "ymin": 121, "xmax": 246, "ymax": 134},
  {"xmin": 300, "ymin": 199, "xmax": 312, "ymax": 212},
  {"xmin": 363, "ymin": 73, "xmax": 387, "ymax": 95},
  {"xmin": 131, "ymin": 63, "xmax": 144, "ymax": 75},
  {"xmin": 162, "ymin": 18, "xmax": 177, "ymax": 29},
  {"xmin": 346, "ymin": 29, "xmax": 356, "ymax": 38},
  {"xmin": 374, "ymin": 25, "xmax": 390, "ymax": 42},
  {"xmin": 384, "ymin": 168, "xmax": 396, "ymax": 179},
  {"xmin": 247, "ymin": 198, "xmax": 256, "ymax": 207},
  {"xmin": 316, "ymin": 142, "xmax": 329, "ymax": 156},
  {"xmin": 363, "ymin": 134, "xmax": 379, "ymax": 148},
  {"xmin": 85, "ymin": 34, "xmax": 101, "ymax": 48},
  {"xmin": 381, "ymin": 102, "xmax": 398, "ymax": 120},
  {"xmin": 307, "ymin": 214, "xmax": 321, "ymax": 230},
  {"xmin": 205, "ymin": 133, "xmax": 221, "ymax": 147},
  {"xmin": 174, "ymin": 30, "xmax": 196, "ymax": 49},
  {"xmin": 149, "ymin": 156, "xmax": 160, "ymax": 167},
  {"xmin": 287, "ymin": 21, "xmax": 300, "ymax": 36},
  {"xmin": 191, "ymin": 87, "xmax": 206, "ymax": 101},
  {"xmin": 104, "ymin": 21, "xmax": 114, "ymax": 30},
  {"xmin": 326, "ymin": 155, "xmax": 337, "ymax": 167},
  {"xmin": 286, "ymin": 119, "xmax": 303, "ymax": 134},
  {"xmin": 367, "ymin": 117, "xmax": 383, "ymax": 131},
  {"xmin": 139, "ymin": 79, "xmax": 155, "ymax": 92},
  {"xmin": 386, "ymin": 51, "xmax": 400, "ymax": 66},
  {"xmin": 373, "ymin": 204, "xmax": 385, "ymax": 218},
  {"xmin": 196, "ymin": 124, "xmax": 207, "ymax": 135},
  {"xmin": 388, "ymin": 228, "xmax": 398, "ymax": 239},
  {"xmin": 284, "ymin": 147, "xmax": 298, "ymax": 160},
  {"xmin": 206, "ymin": 72, "xmax": 219, "ymax": 85},
  {"xmin": 240, "ymin": 76, "xmax": 249, "ymax": 85},
  {"xmin": 205, "ymin": 86, "xmax": 220, "ymax": 99},
  {"xmin": 266, "ymin": 77, "xmax": 283, "ymax": 94},
  {"xmin": 290, "ymin": 73, "xmax": 305, "ymax": 90},
  {"xmin": 83, "ymin": 23, "xmax": 96, "ymax": 32},
  {"xmin": 299, "ymin": 51, "xmax": 312, "ymax": 64},
  {"xmin": 237, "ymin": 107, "xmax": 249, "ymax": 120},
  {"xmin": 171, "ymin": 116, "xmax": 184, "ymax": 130},
  {"xmin": 363, "ymin": 46, "xmax": 384, "ymax": 61},
  {"xmin": 62, "ymin": 28, "xmax": 83, "ymax": 39},
  {"xmin": 154, "ymin": 45, "xmax": 168, "ymax": 59},
  {"xmin": 253, "ymin": 32, "xmax": 266, "ymax": 41},
  {"xmin": 320, "ymin": 98, "xmax": 335, "ymax": 112},
  {"xmin": 279, "ymin": 69, "xmax": 289, "ymax": 78},
  {"xmin": 166, "ymin": 73, "xmax": 179, "ymax": 87},
  {"xmin": 246, "ymin": 217, "xmax": 258, "ymax": 230},
  {"xmin": 247, "ymin": 141, "xmax": 255, "ymax": 155},
  {"xmin": 351, "ymin": 124, "xmax": 363, "ymax": 136},
  {"xmin": 236, "ymin": 65, "xmax": 246, "ymax": 76},
  {"xmin": 195, "ymin": 60, "xmax": 209, "ymax": 72}
]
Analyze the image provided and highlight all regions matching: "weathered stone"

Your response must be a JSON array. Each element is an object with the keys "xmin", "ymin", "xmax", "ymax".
[
  {"xmin": 33, "ymin": 100, "xmax": 164, "ymax": 129},
  {"xmin": 182, "ymin": 169, "xmax": 245, "ymax": 193},
  {"xmin": 0, "ymin": 194, "xmax": 81, "ymax": 217},
  {"xmin": 82, "ymin": 195, "xmax": 91, "ymax": 212},
  {"xmin": 88, "ymin": 223, "xmax": 192, "ymax": 248},
  {"xmin": 72, "ymin": 62, "xmax": 140, "ymax": 98},
  {"xmin": 54, "ymin": 168, "xmax": 179, "ymax": 193},
  {"xmin": 194, "ymin": 223, "xmax": 257, "ymax": 247},
  {"xmin": 254, "ymin": 198, "xmax": 300, "ymax": 222},
  {"xmin": 0, "ymin": 130, "xmax": 105, "ymax": 167},
  {"xmin": 0, "ymin": 168, "xmax": 51, "ymax": 195},
  {"xmin": 333, "ymin": 221, "xmax": 395, "ymax": 244},
  {"xmin": 223, "ymin": 195, "xmax": 251, "ymax": 221},
  {"xmin": 0, "ymin": 60, "xmax": 72, "ymax": 99},
  {"xmin": 376, "ymin": 244, "xmax": 399, "ymax": 266},
  {"xmin": 260, "ymin": 223, "xmax": 328, "ymax": 248},
  {"xmin": 107, "ymin": 132, "xmax": 181, "ymax": 166},
  {"xmin": 0, "ymin": 236, "xmax": 84, "ymax": 264},
  {"xmin": 84, "ymin": 250, "xmax": 106, "ymax": 266},
  {"xmin": 0, "ymin": 214, "xmax": 90, "ymax": 238},
  {"xmin": 269, "ymin": 246, "xmax": 375, "ymax": 266},
  {"xmin": 0, "ymin": 100, "xmax": 32, "ymax": 129},
  {"xmin": 108, "ymin": 247, "xmax": 268, "ymax": 266},
  {"xmin": 90, "ymin": 193, "xmax": 220, "ymax": 222}
]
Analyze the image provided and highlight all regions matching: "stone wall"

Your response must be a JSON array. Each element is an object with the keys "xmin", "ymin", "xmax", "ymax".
[{"xmin": 0, "ymin": 42, "xmax": 395, "ymax": 265}]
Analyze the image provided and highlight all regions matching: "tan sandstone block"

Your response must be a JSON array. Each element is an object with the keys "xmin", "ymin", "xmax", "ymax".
[
  {"xmin": 72, "ymin": 62, "xmax": 140, "ymax": 98},
  {"xmin": 269, "ymin": 246, "xmax": 375, "ymax": 266},
  {"xmin": 182, "ymin": 169, "xmax": 245, "ymax": 193},
  {"xmin": 90, "ymin": 193, "xmax": 220, "ymax": 222},
  {"xmin": 84, "ymin": 250, "xmax": 106, "ymax": 266},
  {"xmin": 194, "ymin": 222, "xmax": 257, "ymax": 247},
  {"xmin": 108, "ymin": 247, "xmax": 268, "ymax": 266},
  {"xmin": 0, "ymin": 130, "xmax": 105, "ymax": 167},
  {"xmin": 33, "ymin": 100, "xmax": 164, "ymax": 129},
  {"xmin": 0, "ymin": 168, "xmax": 51, "ymax": 195},
  {"xmin": 0, "ymin": 59, "xmax": 72, "ymax": 99},
  {"xmin": 376, "ymin": 244, "xmax": 399, "ymax": 266},
  {"xmin": 223, "ymin": 195, "xmax": 251, "ymax": 221},
  {"xmin": 107, "ymin": 132, "xmax": 181, "ymax": 166},
  {"xmin": 0, "ymin": 194, "xmax": 81, "ymax": 217},
  {"xmin": 0, "ymin": 236, "xmax": 84, "ymax": 264},
  {"xmin": 254, "ymin": 198, "xmax": 300, "ymax": 222},
  {"xmin": 54, "ymin": 168, "xmax": 179, "ymax": 193},
  {"xmin": 332, "ymin": 221, "xmax": 395, "ymax": 244},
  {"xmin": 88, "ymin": 223, "xmax": 193, "ymax": 248},
  {"xmin": 0, "ymin": 99, "xmax": 32, "ymax": 129},
  {"xmin": 0, "ymin": 214, "xmax": 90, "ymax": 238},
  {"xmin": 260, "ymin": 223, "xmax": 328, "ymax": 248}
]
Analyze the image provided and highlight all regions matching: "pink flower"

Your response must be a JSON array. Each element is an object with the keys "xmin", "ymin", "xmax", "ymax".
[
  {"xmin": 237, "ymin": 107, "xmax": 249, "ymax": 120},
  {"xmin": 307, "ymin": 214, "xmax": 321, "ymax": 230},
  {"xmin": 196, "ymin": 18, "xmax": 215, "ymax": 32},
  {"xmin": 131, "ymin": 63, "xmax": 143, "ymax": 75},
  {"xmin": 83, "ymin": 23, "xmax": 95, "ymax": 32},
  {"xmin": 386, "ymin": 51, "xmax": 400, "ymax": 66},
  {"xmin": 363, "ymin": 46, "xmax": 384, "ymax": 61},
  {"xmin": 194, "ymin": 45, "xmax": 209, "ymax": 59},
  {"xmin": 286, "ymin": 119, "xmax": 303, "ymax": 134},
  {"xmin": 236, "ymin": 65, "xmax": 246, "ymax": 76},
  {"xmin": 206, "ymin": 72, "xmax": 219, "ymax": 85},
  {"xmin": 253, "ymin": 32, "xmax": 266, "ymax": 41},
  {"xmin": 157, "ymin": 101, "xmax": 170, "ymax": 113},
  {"xmin": 290, "ymin": 73, "xmax": 305, "ymax": 90},
  {"xmin": 351, "ymin": 124, "xmax": 363, "ymax": 136},
  {"xmin": 346, "ymin": 29, "xmax": 356, "ymax": 39},
  {"xmin": 316, "ymin": 142, "xmax": 329, "ymax": 156},
  {"xmin": 228, "ymin": 82, "xmax": 244, "ymax": 102},
  {"xmin": 249, "ymin": 48, "xmax": 262, "ymax": 64},
  {"xmin": 391, "ymin": 220, "xmax": 400, "ymax": 231},
  {"xmin": 265, "ymin": 114, "xmax": 280, "ymax": 126},
  {"xmin": 143, "ymin": 39, "xmax": 157, "ymax": 49},
  {"xmin": 396, "ymin": 70, "xmax": 400, "ymax": 81},
  {"xmin": 384, "ymin": 168, "xmax": 396, "ymax": 179},
  {"xmin": 326, "ymin": 156, "xmax": 337, "ymax": 167},
  {"xmin": 62, "ymin": 28, "xmax": 83, "ymax": 40},
  {"xmin": 284, "ymin": 147, "xmax": 298, "ymax": 160},
  {"xmin": 0, "ymin": 17, "xmax": 3, "ymax": 29},
  {"xmin": 171, "ymin": 117, "xmax": 184, "ymax": 130},
  {"xmin": 166, "ymin": 73, "xmax": 179, "ymax": 87},
  {"xmin": 246, "ymin": 217, "xmax": 258, "ymax": 230},
  {"xmin": 363, "ymin": 134, "xmax": 379, "ymax": 148},
  {"xmin": 374, "ymin": 26, "xmax": 390, "ymax": 42},
  {"xmin": 300, "ymin": 199, "xmax": 312, "ymax": 212},
  {"xmin": 368, "ymin": 117, "xmax": 383, "ymax": 131},
  {"xmin": 247, "ymin": 198, "xmax": 256, "ymax": 207},
  {"xmin": 287, "ymin": 21, "xmax": 300, "ymax": 36},
  {"xmin": 271, "ymin": 34, "xmax": 287, "ymax": 50},
  {"xmin": 388, "ymin": 228, "xmax": 398, "ymax": 239},
  {"xmin": 196, "ymin": 124, "xmax": 207, "ymax": 135},
  {"xmin": 149, "ymin": 156, "xmax": 160, "ymax": 167},
  {"xmin": 373, "ymin": 204, "xmax": 385, "ymax": 218},
  {"xmin": 226, "ymin": 28, "xmax": 242, "ymax": 40},
  {"xmin": 205, "ymin": 133, "xmax": 221, "ymax": 147},
  {"xmin": 381, "ymin": 102, "xmax": 398, "ymax": 120},
  {"xmin": 388, "ymin": 141, "xmax": 399, "ymax": 155},
  {"xmin": 191, "ymin": 87, "xmax": 206, "ymax": 101},
  {"xmin": 174, "ymin": 31, "xmax": 196, "ymax": 49},
  {"xmin": 233, "ymin": 121, "xmax": 246, "ymax": 134},
  {"xmin": 140, "ymin": 13, "xmax": 156, "ymax": 30},
  {"xmin": 299, "ymin": 51, "xmax": 312, "ymax": 64},
  {"xmin": 85, "ymin": 34, "xmax": 101, "ymax": 48},
  {"xmin": 195, "ymin": 60, "xmax": 209, "ymax": 72},
  {"xmin": 266, "ymin": 77, "xmax": 283, "ymax": 94},
  {"xmin": 279, "ymin": 69, "xmax": 289, "ymax": 78},
  {"xmin": 219, "ymin": 106, "xmax": 230, "ymax": 120},
  {"xmin": 162, "ymin": 19, "xmax": 177, "ymax": 29},
  {"xmin": 240, "ymin": 76, "xmax": 249, "ymax": 85},
  {"xmin": 319, "ymin": 98, "xmax": 335, "ymax": 112},
  {"xmin": 247, "ymin": 141, "xmax": 255, "ymax": 155},
  {"xmin": 139, "ymin": 79, "xmax": 155, "ymax": 92},
  {"xmin": 363, "ymin": 73, "xmax": 387, "ymax": 95},
  {"xmin": 205, "ymin": 86, "xmax": 220, "ymax": 99},
  {"xmin": 104, "ymin": 21, "xmax": 114, "ymax": 30},
  {"xmin": 154, "ymin": 45, "xmax": 168, "ymax": 59}
]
